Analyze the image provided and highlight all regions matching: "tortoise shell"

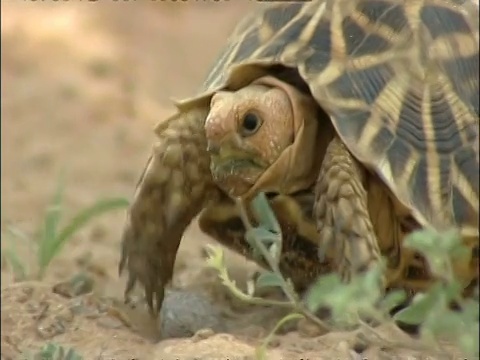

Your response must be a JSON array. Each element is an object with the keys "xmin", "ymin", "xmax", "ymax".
[{"xmin": 173, "ymin": 0, "xmax": 479, "ymax": 237}]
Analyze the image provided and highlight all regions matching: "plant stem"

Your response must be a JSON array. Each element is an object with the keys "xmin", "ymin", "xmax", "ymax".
[{"xmin": 235, "ymin": 197, "xmax": 333, "ymax": 332}]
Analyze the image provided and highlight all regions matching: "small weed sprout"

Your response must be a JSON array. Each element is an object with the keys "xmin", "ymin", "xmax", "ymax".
[
  {"xmin": 2, "ymin": 175, "xmax": 129, "ymax": 280},
  {"xmin": 205, "ymin": 192, "xmax": 479, "ymax": 359}
]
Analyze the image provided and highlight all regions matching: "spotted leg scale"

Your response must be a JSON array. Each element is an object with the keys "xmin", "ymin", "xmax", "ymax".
[{"xmin": 119, "ymin": 107, "xmax": 219, "ymax": 316}]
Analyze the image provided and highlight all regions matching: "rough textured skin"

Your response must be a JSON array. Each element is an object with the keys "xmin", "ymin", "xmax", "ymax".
[
  {"xmin": 119, "ymin": 106, "xmax": 220, "ymax": 315},
  {"xmin": 314, "ymin": 137, "xmax": 383, "ymax": 282},
  {"xmin": 120, "ymin": 0, "xmax": 479, "ymax": 315}
]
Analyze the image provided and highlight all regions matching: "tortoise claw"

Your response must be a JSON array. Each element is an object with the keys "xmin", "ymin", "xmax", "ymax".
[
  {"xmin": 144, "ymin": 281, "xmax": 154, "ymax": 315},
  {"xmin": 124, "ymin": 273, "xmax": 136, "ymax": 299},
  {"xmin": 119, "ymin": 219, "xmax": 176, "ymax": 317},
  {"xmin": 143, "ymin": 275, "xmax": 165, "ymax": 316}
]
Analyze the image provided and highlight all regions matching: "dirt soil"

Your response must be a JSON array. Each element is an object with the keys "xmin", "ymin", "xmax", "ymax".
[{"xmin": 0, "ymin": 2, "xmax": 468, "ymax": 359}]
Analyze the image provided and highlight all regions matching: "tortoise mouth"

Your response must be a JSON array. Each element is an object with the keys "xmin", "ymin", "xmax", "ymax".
[
  {"xmin": 210, "ymin": 155, "xmax": 266, "ymax": 171},
  {"xmin": 210, "ymin": 154, "xmax": 268, "ymax": 197}
]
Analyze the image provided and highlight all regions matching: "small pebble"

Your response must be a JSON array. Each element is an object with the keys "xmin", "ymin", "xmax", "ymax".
[
  {"xmin": 52, "ymin": 273, "xmax": 94, "ymax": 298},
  {"xmin": 159, "ymin": 290, "xmax": 226, "ymax": 339},
  {"xmin": 191, "ymin": 328, "xmax": 215, "ymax": 342},
  {"xmin": 97, "ymin": 316, "xmax": 124, "ymax": 329}
]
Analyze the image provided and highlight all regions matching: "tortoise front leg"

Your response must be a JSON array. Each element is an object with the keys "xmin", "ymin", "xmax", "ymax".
[
  {"xmin": 119, "ymin": 107, "xmax": 220, "ymax": 316},
  {"xmin": 314, "ymin": 136, "xmax": 383, "ymax": 283}
]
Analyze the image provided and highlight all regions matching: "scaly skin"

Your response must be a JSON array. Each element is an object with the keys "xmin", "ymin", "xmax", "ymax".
[
  {"xmin": 314, "ymin": 136, "xmax": 478, "ymax": 293},
  {"xmin": 119, "ymin": 106, "xmax": 220, "ymax": 315},
  {"xmin": 314, "ymin": 137, "xmax": 384, "ymax": 282}
]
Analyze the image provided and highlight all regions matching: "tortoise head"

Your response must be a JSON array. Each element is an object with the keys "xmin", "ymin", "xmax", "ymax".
[{"xmin": 204, "ymin": 75, "xmax": 321, "ymax": 198}]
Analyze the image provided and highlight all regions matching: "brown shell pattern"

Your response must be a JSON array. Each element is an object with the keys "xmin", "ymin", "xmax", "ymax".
[{"xmin": 195, "ymin": 0, "xmax": 479, "ymax": 234}]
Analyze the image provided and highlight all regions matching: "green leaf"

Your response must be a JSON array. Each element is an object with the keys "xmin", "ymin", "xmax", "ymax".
[
  {"xmin": 441, "ymin": 281, "xmax": 463, "ymax": 301},
  {"xmin": 379, "ymin": 289, "xmax": 407, "ymax": 314},
  {"xmin": 34, "ymin": 342, "xmax": 83, "ymax": 360},
  {"xmin": 255, "ymin": 271, "xmax": 285, "ymax": 289},
  {"xmin": 38, "ymin": 197, "xmax": 129, "ymax": 277},
  {"xmin": 403, "ymin": 229, "xmax": 468, "ymax": 280},
  {"xmin": 245, "ymin": 227, "xmax": 281, "ymax": 248},
  {"xmin": 268, "ymin": 242, "xmax": 281, "ymax": 262},
  {"xmin": 461, "ymin": 298, "xmax": 480, "ymax": 319},
  {"xmin": 458, "ymin": 324, "xmax": 479, "ymax": 358},
  {"xmin": 393, "ymin": 284, "xmax": 443, "ymax": 325},
  {"xmin": 305, "ymin": 274, "xmax": 342, "ymax": 313},
  {"xmin": 425, "ymin": 310, "xmax": 463, "ymax": 335},
  {"xmin": 245, "ymin": 227, "xmax": 282, "ymax": 262},
  {"xmin": 403, "ymin": 229, "xmax": 434, "ymax": 249},
  {"xmin": 358, "ymin": 263, "xmax": 384, "ymax": 296},
  {"xmin": 420, "ymin": 300, "xmax": 479, "ymax": 357},
  {"xmin": 250, "ymin": 193, "xmax": 281, "ymax": 234},
  {"xmin": 404, "ymin": 229, "xmax": 460, "ymax": 254}
]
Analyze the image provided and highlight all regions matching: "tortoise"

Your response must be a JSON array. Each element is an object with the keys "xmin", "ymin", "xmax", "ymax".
[{"xmin": 119, "ymin": 0, "xmax": 479, "ymax": 315}]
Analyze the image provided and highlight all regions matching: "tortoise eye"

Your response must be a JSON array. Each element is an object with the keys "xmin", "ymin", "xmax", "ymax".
[{"xmin": 240, "ymin": 112, "xmax": 262, "ymax": 136}]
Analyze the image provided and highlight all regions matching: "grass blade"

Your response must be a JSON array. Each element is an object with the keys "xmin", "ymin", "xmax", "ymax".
[
  {"xmin": 5, "ymin": 225, "xmax": 30, "ymax": 242},
  {"xmin": 38, "ymin": 197, "xmax": 129, "ymax": 277},
  {"xmin": 2, "ymin": 248, "xmax": 27, "ymax": 281},
  {"xmin": 39, "ymin": 173, "xmax": 66, "ymax": 273}
]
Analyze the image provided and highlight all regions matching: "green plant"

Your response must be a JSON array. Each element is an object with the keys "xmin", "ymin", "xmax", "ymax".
[
  {"xmin": 393, "ymin": 230, "xmax": 479, "ymax": 356},
  {"xmin": 24, "ymin": 342, "xmax": 83, "ymax": 360},
  {"xmin": 2, "ymin": 175, "xmax": 129, "ymax": 280},
  {"xmin": 206, "ymin": 192, "xmax": 479, "ymax": 359}
]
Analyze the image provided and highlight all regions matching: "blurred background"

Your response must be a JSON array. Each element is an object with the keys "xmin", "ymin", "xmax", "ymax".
[
  {"xmin": 3, "ymin": 4, "xmax": 476, "ymax": 359},
  {"xmin": 1, "ymin": 1, "xmax": 261, "ymax": 294}
]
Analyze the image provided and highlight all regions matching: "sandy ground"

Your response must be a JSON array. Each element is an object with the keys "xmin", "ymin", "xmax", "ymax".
[{"xmin": 0, "ymin": 2, "xmax": 469, "ymax": 359}]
